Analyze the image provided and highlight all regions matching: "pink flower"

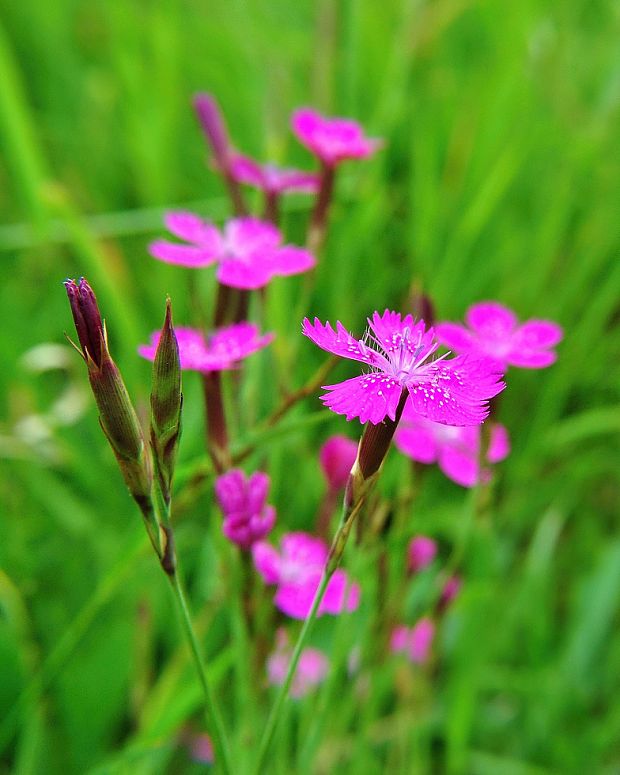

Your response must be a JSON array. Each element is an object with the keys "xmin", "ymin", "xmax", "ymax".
[
  {"xmin": 229, "ymin": 154, "xmax": 319, "ymax": 195},
  {"xmin": 292, "ymin": 108, "xmax": 382, "ymax": 166},
  {"xmin": 252, "ymin": 532, "xmax": 360, "ymax": 620},
  {"xmin": 408, "ymin": 536, "xmax": 437, "ymax": 573},
  {"xmin": 390, "ymin": 618, "xmax": 435, "ymax": 664},
  {"xmin": 214, "ymin": 469, "xmax": 276, "ymax": 550},
  {"xmin": 267, "ymin": 629, "xmax": 328, "ymax": 698},
  {"xmin": 319, "ymin": 435, "xmax": 358, "ymax": 491},
  {"xmin": 440, "ymin": 575, "xmax": 462, "ymax": 609},
  {"xmin": 149, "ymin": 212, "xmax": 315, "ymax": 289},
  {"xmin": 435, "ymin": 301, "xmax": 563, "ymax": 370},
  {"xmin": 138, "ymin": 322, "xmax": 273, "ymax": 372},
  {"xmin": 394, "ymin": 405, "xmax": 510, "ymax": 488},
  {"xmin": 302, "ymin": 310, "xmax": 505, "ymax": 426},
  {"xmin": 193, "ymin": 93, "xmax": 232, "ymax": 172},
  {"xmin": 188, "ymin": 733, "xmax": 214, "ymax": 765}
]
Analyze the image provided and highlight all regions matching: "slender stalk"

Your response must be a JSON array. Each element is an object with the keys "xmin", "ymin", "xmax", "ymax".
[
  {"xmin": 306, "ymin": 163, "xmax": 335, "ymax": 254},
  {"xmin": 167, "ymin": 572, "xmax": 233, "ymax": 774}
]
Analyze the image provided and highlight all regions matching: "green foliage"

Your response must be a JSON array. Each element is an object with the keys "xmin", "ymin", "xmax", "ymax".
[{"xmin": 1, "ymin": 0, "xmax": 619, "ymax": 772}]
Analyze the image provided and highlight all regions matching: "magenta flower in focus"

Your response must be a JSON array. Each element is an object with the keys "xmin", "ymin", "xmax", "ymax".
[
  {"xmin": 292, "ymin": 108, "xmax": 382, "ymax": 166},
  {"xmin": 302, "ymin": 311, "xmax": 505, "ymax": 426},
  {"xmin": 139, "ymin": 323, "xmax": 273, "ymax": 373},
  {"xmin": 390, "ymin": 617, "xmax": 435, "ymax": 664},
  {"xmin": 394, "ymin": 404, "xmax": 510, "ymax": 488},
  {"xmin": 408, "ymin": 536, "xmax": 437, "ymax": 573},
  {"xmin": 149, "ymin": 212, "xmax": 315, "ymax": 289},
  {"xmin": 267, "ymin": 629, "xmax": 328, "ymax": 698},
  {"xmin": 214, "ymin": 469, "xmax": 276, "ymax": 550},
  {"xmin": 229, "ymin": 154, "xmax": 319, "ymax": 195},
  {"xmin": 252, "ymin": 532, "xmax": 360, "ymax": 620},
  {"xmin": 435, "ymin": 301, "xmax": 563, "ymax": 370},
  {"xmin": 319, "ymin": 435, "xmax": 358, "ymax": 491}
]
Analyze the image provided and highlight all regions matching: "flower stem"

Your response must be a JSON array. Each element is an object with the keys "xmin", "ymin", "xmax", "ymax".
[
  {"xmin": 168, "ymin": 569, "xmax": 233, "ymax": 774},
  {"xmin": 306, "ymin": 163, "xmax": 335, "ymax": 254}
]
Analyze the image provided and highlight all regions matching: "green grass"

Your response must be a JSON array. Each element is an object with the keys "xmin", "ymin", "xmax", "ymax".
[{"xmin": 1, "ymin": 0, "xmax": 619, "ymax": 772}]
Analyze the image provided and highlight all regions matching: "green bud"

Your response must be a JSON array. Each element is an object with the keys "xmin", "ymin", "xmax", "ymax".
[{"xmin": 150, "ymin": 298, "xmax": 182, "ymax": 504}]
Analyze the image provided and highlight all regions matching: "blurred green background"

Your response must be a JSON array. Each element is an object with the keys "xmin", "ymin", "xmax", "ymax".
[{"xmin": 1, "ymin": 0, "xmax": 619, "ymax": 773}]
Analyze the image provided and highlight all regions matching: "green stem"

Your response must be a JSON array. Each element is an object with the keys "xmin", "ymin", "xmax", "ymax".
[
  {"xmin": 167, "ymin": 571, "xmax": 233, "ymax": 775},
  {"xmin": 252, "ymin": 568, "xmax": 333, "ymax": 774}
]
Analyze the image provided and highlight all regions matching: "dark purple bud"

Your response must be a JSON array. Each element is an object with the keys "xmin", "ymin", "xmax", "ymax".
[
  {"xmin": 193, "ymin": 93, "xmax": 231, "ymax": 171},
  {"xmin": 64, "ymin": 277, "xmax": 105, "ymax": 366}
]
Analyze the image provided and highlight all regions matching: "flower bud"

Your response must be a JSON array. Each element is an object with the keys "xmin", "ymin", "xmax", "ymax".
[
  {"xmin": 408, "ymin": 536, "xmax": 437, "ymax": 573},
  {"xmin": 319, "ymin": 435, "xmax": 358, "ymax": 491},
  {"xmin": 149, "ymin": 298, "xmax": 182, "ymax": 505},
  {"xmin": 64, "ymin": 278, "xmax": 156, "ymax": 539}
]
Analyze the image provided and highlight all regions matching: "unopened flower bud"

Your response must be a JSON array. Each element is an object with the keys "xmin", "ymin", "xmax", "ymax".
[
  {"xmin": 64, "ymin": 278, "xmax": 155, "ymax": 538},
  {"xmin": 149, "ymin": 298, "xmax": 182, "ymax": 505},
  {"xmin": 193, "ymin": 93, "xmax": 231, "ymax": 172}
]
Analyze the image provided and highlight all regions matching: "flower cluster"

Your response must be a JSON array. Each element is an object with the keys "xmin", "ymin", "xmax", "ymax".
[{"xmin": 214, "ymin": 469, "xmax": 276, "ymax": 550}]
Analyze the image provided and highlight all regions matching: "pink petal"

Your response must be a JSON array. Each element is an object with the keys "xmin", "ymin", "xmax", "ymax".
[
  {"xmin": 280, "ymin": 532, "xmax": 327, "ymax": 568},
  {"xmin": 246, "ymin": 471, "xmax": 270, "ymax": 514},
  {"xmin": 163, "ymin": 211, "xmax": 222, "ymax": 249},
  {"xmin": 268, "ymin": 246, "xmax": 316, "ymax": 276},
  {"xmin": 465, "ymin": 302, "xmax": 518, "ymax": 338},
  {"xmin": 488, "ymin": 423, "xmax": 510, "ymax": 463},
  {"xmin": 224, "ymin": 217, "xmax": 281, "ymax": 255},
  {"xmin": 275, "ymin": 581, "xmax": 318, "ymax": 619},
  {"xmin": 320, "ymin": 373, "xmax": 403, "ymax": 425},
  {"xmin": 216, "ymin": 259, "xmax": 272, "ymax": 289},
  {"xmin": 208, "ymin": 322, "xmax": 274, "ymax": 362},
  {"xmin": 229, "ymin": 155, "xmax": 266, "ymax": 188},
  {"xmin": 320, "ymin": 570, "xmax": 360, "ymax": 614},
  {"xmin": 319, "ymin": 435, "xmax": 358, "ymax": 490},
  {"xmin": 434, "ymin": 322, "xmax": 476, "ymax": 353},
  {"xmin": 513, "ymin": 319, "xmax": 563, "ymax": 348},
  {"xmin": 438, "ymin": 444, "xmax": 481, "ymax": 487},
  {"xmin": 408, "ymin": 357, "xmax": 504, "ymax": 426},
  {"xmin": 506, "ymin": 349, "xmax": 558, "ymax": 369},
  {"xmin": 148, "ymin": 239, "xmax": 218, "ymax": 268},
  {"xmin": 252, "ymin": 542, "xmax": 282, "ymax": 584},
  {"xmin": 390, "ymin": 626, "xmax": 410, "ymax": 653},
  {"xmin": 302, "ymin": 318, "xmax": 386, "ymax": 368},
  {"xmin": 273, "ymin": 168, "xmax": 320, "ymax": 194},
  {"xmin": 409, "ymin": 618, "xmax": 435, "ymax": 664},
  {"xmin": 393, "ymin": 423, "xmax": 439, "ymax": 464},
  {"xmin": 214, "ymin": 469, "xmax": 247, "ymax": 515}
]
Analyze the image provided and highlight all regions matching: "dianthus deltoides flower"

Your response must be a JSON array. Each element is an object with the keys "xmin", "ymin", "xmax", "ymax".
[
  {"xmin": 292, "ymin": 108, "xmax": 382, "ymax": 166},
  {"xmin": 138, "ymin": 322, "xmax": 273, "ymax": 372},
  {"xmin": 394, "ymin": 406, "xmax": 510, "ymax": 488},
  {"xmin": 149, "ymin": 212, "xmax": 315, "ymax": 289},
  {"xmin": 267, "ymin": 629, "xmax": 328, "ymax": 699},
  {"xmin": 229, "ymin": 154, "xmax": 319, "ymax": 195},
  {"xmin": 391, "ymin": 618, "xmax": 435, "ymax": 664},
  {"xmin": 435, "ymin": 301, "xmax": 563, "ymax": 370},
  {"xmin": 302, "ymin": 311, "xmax": 505, "ymax": 426},
  {"xmin": 252, "ymin": 532, "xmax": 360, "ymax": 620},
  {"xmin": 214, "ymin": 469, "xmax": 276, "ymax": 550}
]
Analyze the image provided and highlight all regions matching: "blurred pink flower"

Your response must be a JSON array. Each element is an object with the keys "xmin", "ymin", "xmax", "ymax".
[
  {"xmin": 435, "ymin": 301, "xmax": 563, "ymax": 370},
  {"xmin": 188, "ymin": 732, "xmax": 214, "ymax": 765},
  {"xmin": 214, "ymin": 469, "xmax": 276, "ymax": 550},
  {"xmin": 319, "ymin": 435, "xmax": 358, "ymax": 491},
  {"xmin": 138, "ymin": 323, "xmax": 273, "ymax": 373},
  {"xmin": 390, "ymin": 617, "xmax": 435, "ymax": 664},
  {"xmin": 267, "ymin": 629, "xmax": 328, "ymax": 698},
  {"xmin": 252, "ymin": 532, "xmax": 360, "ymax": 620},
  {"xmin": 394, "ymin": 405, "xmax": 510, "ymax": 487},
  {"xmin": 408, "ymin": 536, "xmax": 437, "ymax": 573},
  {"xmin": 149, "ymin": 212, "xmax": 315, "ymax": 289},
  {"xmin": 440, "ymin": 575, "xmax": 462, "ymax": 609},
  {"xmin": 229, "ymin": 154, "xmax": 319, "ymax": 195},
  {"xmin": 302, "ymin": 310, "xmax": 505, "ymax": 426},
  {"xmin": 292, "ymin": 108, "xmax": 382, "ymax": 166}
]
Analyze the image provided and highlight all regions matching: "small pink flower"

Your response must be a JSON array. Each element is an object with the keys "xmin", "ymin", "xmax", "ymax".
[
  {"xmin": 267, "ymin": 628, "xmax": 328, "ymax": 699},
  {"xmin": 138, "ymin": 323, "xmax": 273, "ymax": 372},
  {"xmin": 252, "ymin": 532, "xmax": 360, "ymax": 620},
  {"xmin": 302, "ymin": 310, "xmax": 505, "ymax": 426},
  {"xmin": 229, "ymin": 154, "xmax": 319, "ymax": 195},
  {"xmin": 292, "ymin": 108, "xmax": 382, "ymax": 166},
  {"xmin": 390, "ymin": 618, "xmax": 435, "ymax": 664},
  {"xmin": 394, "ymin": 404, "xmax": 510, "ymax": 488},
  {"xmin": 188, "ymin": 733, "xmax": 214, "ymax": 765},
  {"xmin": 149, "ymin": 212, "xmax": 315, "ymax": 289},
  {"xmin": 408, "ymin": 536, "xmax": 437, "ymax": 573},
  {"xmin": 440, "ymin": 575, "xmax": 462, "ymax": 609},
  {"xmin": 214, "ymin": 469, "xmax": 276, "ymax": 550},
  {"xmin": 319, "ymin": 435, "xmax": 358, "ymax": 491},
  {"xmin": 435, "ymin": 301, "xmax": 563, "ymax": 370}
]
